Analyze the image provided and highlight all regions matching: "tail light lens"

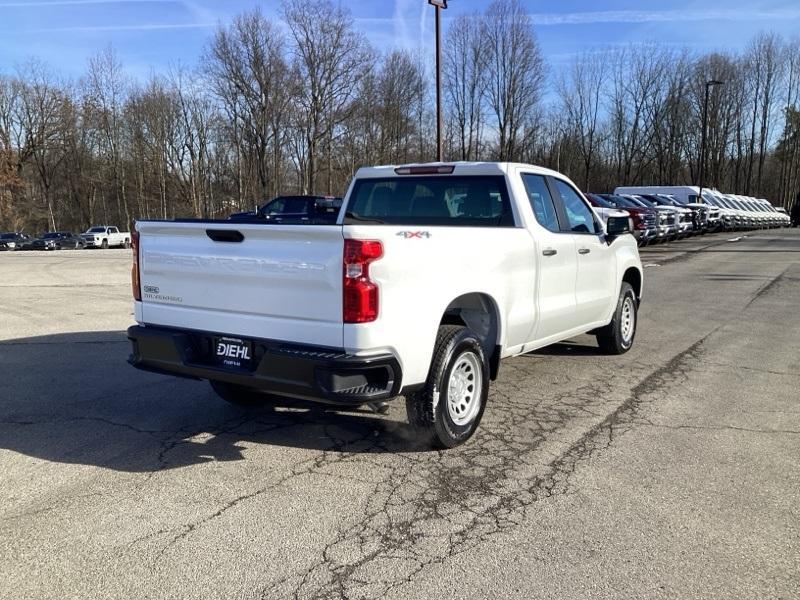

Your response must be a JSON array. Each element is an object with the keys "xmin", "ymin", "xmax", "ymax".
[
  {"xmin": 631, "ymin": 212, "xmax": 646, "ymax": 230},
  {"xmin": 131, "ymin": 230, "xmax": 141, "ymax": 301},
  {"xmin": 343, "ymin": 239, "xmax": 383, "ymax": 323}
]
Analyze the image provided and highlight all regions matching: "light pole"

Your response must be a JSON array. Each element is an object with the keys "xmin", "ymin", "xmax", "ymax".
[
  {"xmin": 428, "ymin": 0, "xmax": 447, "ymax": 162},
  {"xmin": 698, "ymin": 79, "xmax": 724, "ymax": 204}
]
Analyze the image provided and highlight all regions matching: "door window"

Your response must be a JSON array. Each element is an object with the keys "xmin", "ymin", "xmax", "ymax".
[
  {"xmin": 521, "ymin": 174, "xmax": 560, "ymax": 232},
  {"xmin": 552, "ymin": 179, "xmax": 598, "ymax": 234}
]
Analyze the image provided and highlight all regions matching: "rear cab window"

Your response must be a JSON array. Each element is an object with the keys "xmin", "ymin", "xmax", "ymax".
[{"xmin": 344, "ymin": 176, "xmax": 515, "ymax": 227}]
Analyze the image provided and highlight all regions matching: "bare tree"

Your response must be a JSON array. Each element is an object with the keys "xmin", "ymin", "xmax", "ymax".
[
  {"xmin": 444, "ymin": 13, "xmax": 488, "ymax": 160},
  {"xmin": 483, "ymin": 0, "xmax": 545, "ymax": 161},
  {"xmin": 85, "ymin": 46, "xmax": 131, "ymax": 228},
  {"xmin": 205, "ymin": 9, "xmax": 292, "ymax": 203},
  {"xmin": 16, "ymin": 60, "xmax": 69, "ymax": 231},
  {"xmin": 283, "ymin": 0, "xmax": 371, "ymax": 193},
  {"xmin": 557, "ymin": 51, "xmax": 607, "ymax": 189}
]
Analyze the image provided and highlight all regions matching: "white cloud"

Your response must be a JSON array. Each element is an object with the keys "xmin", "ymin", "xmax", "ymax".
[
  {"xmin": 392, "ymin": 0, "xmax": 431, "ymax": 51},
  {"xmin": 530, "ymin": 8, "xmax": 800, "ymax": 26},
  {"xmin": 3, "ymin": 23, "xmax": 212, "ymax": 33},
  {"xmin": 0, "ymin": 0, "xmax": 169, "ymax": 6}
]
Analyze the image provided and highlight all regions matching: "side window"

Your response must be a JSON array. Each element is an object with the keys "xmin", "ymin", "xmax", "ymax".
[
  {"xmin": 521, "ymin": 174, "xmax": 559, "ymax": 233},
  {"xmin": 263, "ymin": 198, "xmax": 286, "ymax": 214},
  {"xmin": 282, "ymin": 198, "xmax": 309, "ymax": 213},
  {"xmin": 553, "ymin": 179, "xmax": 598, "ymax": 234}
]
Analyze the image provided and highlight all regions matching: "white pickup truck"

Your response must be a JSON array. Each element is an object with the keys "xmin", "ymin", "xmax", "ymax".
[
  {"xmin": 128, "ymin": 162, "xmax": 643, "ymax": 447},
  {"xmin": 81, "ymin": 225, "xmax": 131, "ymax": 249}
]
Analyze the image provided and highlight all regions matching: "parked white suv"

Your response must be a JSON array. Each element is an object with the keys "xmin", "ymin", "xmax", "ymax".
[
  {"xmin": 128, "ymin": 162, "xmax": 643, "ymax": 447},
  {"xmin": 81, "ymin": 226, "xmax": 131, "ymax": 249}
]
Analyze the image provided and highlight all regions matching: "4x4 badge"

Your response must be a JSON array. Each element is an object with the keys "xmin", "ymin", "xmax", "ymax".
[{"xmin": 396, "ymin": 231, "xmax": 431, "ymax": 239}]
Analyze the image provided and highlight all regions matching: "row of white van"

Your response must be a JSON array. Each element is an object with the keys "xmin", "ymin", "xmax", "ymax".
[{"xmin": 615, "ymin": 186, "xmax": 790, "ymax": 231}]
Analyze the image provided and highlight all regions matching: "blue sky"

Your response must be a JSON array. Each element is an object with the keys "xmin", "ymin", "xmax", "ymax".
[{"xmin": 1, "ymin": 0, "xmax": 800, "ymax": 84}]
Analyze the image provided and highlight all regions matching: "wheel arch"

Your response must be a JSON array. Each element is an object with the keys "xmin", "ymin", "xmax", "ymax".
[
  {"xmin": 438, "ymin": 292, "xmax": 502, "ymax": 381},
  {"xmin": 622, "ymin": 266, "xmax": 643, "ymax": 303}
]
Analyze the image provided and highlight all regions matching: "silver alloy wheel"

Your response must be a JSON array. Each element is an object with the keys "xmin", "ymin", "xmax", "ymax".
[
  {"xmin": 620, "ymin": 296, "xmax": 635, "ymax": 345},
  {"xmin": 446, "ymin": 351, "xmax": 482, "ymax": 426}
]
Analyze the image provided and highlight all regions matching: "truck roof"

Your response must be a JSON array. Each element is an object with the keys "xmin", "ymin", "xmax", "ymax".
[{"xmin": 354, "ymin": 161, "xmax": 566, "ymax": 179}]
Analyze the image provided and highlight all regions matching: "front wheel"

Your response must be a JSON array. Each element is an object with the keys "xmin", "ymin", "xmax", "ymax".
[
  {"xmin": 405, "ymin": 325, "xmax": 489, "ymax": 449},
  {"xmin": 596, "ymin": 282, "xmax": 638, "ymax": 355},
  {"xmin": 101, "ymin": 239, "xmax": 108, "ymax": 249}
]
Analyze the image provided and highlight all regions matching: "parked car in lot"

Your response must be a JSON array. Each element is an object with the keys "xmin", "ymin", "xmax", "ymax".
[
  {"xmin": 702, "ymin": 191, "xmax": 739, "ymax": 230},
  {"xmin": 586, "ymin": 193, "xmax": 651, "ymax": 246},
  {"xmin": 637, "ymin": 194, "xmax": 695, "ymax": 237},
  {"xmin": 619, "ymin": 194, "xmax": 680, "ymax": 240},
  {"xmin": 761, "ymin": 201, "xmax": 787, "ymax": 227},
  {"xmin": 594, "ymin": 194, "xmax": 661, "ymax": 244},
  {"xmin": 128, "ymin": 162, "xmax": 644, "ymax": 448},
  {"xmin": 81, "ymin": 226, "xmax": 131, "ymax": 249},
  {"xmin": 613, "ymin": 185, "xmax": 721, "ymax": 233},
  {"xmin": 583, "ymin": 193, "xmax": 630, "ymax": 226},
  {"xmin": 229, "ymin": 195, "xmax": 343, "ymax": 224},
  {"xmin": 21, "ymin": 231, "xmax": 85, "ymax": 251},
  {"xmin": 0, "ymin": 232, "xmax": 29, "ymax": 251},
  {"xmin": 775, "ymin": 207, "xmax": 791, "ymax": 227}
]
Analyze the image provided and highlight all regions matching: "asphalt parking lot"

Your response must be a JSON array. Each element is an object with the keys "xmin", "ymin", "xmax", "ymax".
[{"xmin": 1, "ymin": 230, "xmax": 798, "ymax": 600}]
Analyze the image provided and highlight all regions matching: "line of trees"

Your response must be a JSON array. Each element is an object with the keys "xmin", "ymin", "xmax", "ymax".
[{"xmin": 1, "ymin": 0, "xmax": 799, "ymax": 234}]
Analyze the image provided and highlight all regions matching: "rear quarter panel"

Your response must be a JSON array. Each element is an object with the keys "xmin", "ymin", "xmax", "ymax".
[{"xmin": 343, "ymin": 224, "xmax": 536, "ymax": 386}]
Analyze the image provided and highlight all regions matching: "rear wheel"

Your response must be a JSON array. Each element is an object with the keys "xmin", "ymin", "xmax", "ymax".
[
  {"xmin": 596, "ymin": 282, "xmax": 637, "ymax": 355},
  {"xmin": 210, "ymin": 380, "xmax": 274, "ymax": 407},
  {"xmin": 405, "ymin": 325, "xmax": 489, "ymax": 449}
]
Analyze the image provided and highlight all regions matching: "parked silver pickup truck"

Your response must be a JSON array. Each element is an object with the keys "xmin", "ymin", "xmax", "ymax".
[{"xmin": 81, "ymin": 226, "xmax": 131, "ymax": 249}]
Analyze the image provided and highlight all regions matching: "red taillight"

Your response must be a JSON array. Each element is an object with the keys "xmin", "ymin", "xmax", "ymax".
[
  {"xmin": 343, "ymin": 239, "xmax": 383, "ymax": 323},
  {"xmin": 131, "ymin": 230, "xmax": 141, "ymax": 301},
  {"xmin": 631, "ymin": 212, "xmax": 646, "ymax": 230}
]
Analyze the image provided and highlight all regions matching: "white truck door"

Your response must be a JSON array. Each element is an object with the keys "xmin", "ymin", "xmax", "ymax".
[
  {"xmin": 519, "ymin": 173, "xmax": 580, "ymax": 341},
  {"xmin": 550, "ymin": 178, "xmax": 616, "ymax": 325}
]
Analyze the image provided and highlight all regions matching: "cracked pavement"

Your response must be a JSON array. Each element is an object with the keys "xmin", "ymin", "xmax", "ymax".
[{"xmin": 1, "ymin": 231, "xmax": 799, "ymax": 599}]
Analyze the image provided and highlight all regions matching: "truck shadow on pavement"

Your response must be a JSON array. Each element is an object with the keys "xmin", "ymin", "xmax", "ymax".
[
  {"xmin": 530, "ymin": 340, "xmax": 601, "ymax": 356},
  {"xmin": 0, "ymin": 332, "xmax": 429, "ymax": 473}
]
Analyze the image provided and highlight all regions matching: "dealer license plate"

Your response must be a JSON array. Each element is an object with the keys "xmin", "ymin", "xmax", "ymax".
[{"xmin": 214, "ymin": 336, "xmax": 253, "ymax": 369}]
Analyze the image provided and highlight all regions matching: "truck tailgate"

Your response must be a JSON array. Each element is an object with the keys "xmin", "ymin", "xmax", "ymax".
[{"xmin": 136, "ymin": 221, "xmax": 344, "ymax": 347}]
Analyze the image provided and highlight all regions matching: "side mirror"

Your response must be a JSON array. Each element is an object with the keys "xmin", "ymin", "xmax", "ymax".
[{"xmin": 606, "ymin": 216, "xmax": 631, "ymax": 240}]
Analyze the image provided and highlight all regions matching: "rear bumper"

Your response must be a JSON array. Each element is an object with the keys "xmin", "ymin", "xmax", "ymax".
[{"xmin": 127, "ymin": 325, "xmax": 402, "ymax": 405}]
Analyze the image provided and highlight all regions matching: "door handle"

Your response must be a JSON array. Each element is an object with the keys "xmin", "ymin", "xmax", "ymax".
[
  {"xmin": 542, "ymin": 248, "xmax": 557, "ymax": 256},
  {"xmin": 578, "ymin": 248, "xmax": 591, "ymax": 254},
  {"xmin": 206, "ymin": 229, "xmax": 244, "ymax": 243}
]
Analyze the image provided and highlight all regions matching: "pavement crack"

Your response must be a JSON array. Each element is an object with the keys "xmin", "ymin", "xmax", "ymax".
[
  {"xmin": 650, "ymin": 423, "xmax": 800, "ymax": 435},
  {"xmin": 255, "ymin": 335, "xmax": 717, "ymax": 600},
  {"xmin": 743, "ymin": 266, "xmax": 789, "ymax": 310}
]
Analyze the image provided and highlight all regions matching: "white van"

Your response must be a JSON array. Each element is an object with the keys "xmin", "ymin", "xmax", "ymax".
[{"xmin": 613, "ymin": 186, "xmax": 707, "ymax": 204}]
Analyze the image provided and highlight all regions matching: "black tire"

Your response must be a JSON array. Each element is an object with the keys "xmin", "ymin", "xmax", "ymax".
[
  {"xmin": 405, "ymin": 325, "xmax": 489, "ymax": 449},
  {"xmin": 124, "ymin": 239, "xmax": 131, "ymax": 249},
  {"xmin": 596, "ymin": 282, "xmax": 638, "ymax": 355},
  {"xmin": 101, "ymin": 239, "xmax": 108, "ymax": 249},
  {"xmin": 209, "ymin": 380, "xmax": 274, "ymax": 407}
]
